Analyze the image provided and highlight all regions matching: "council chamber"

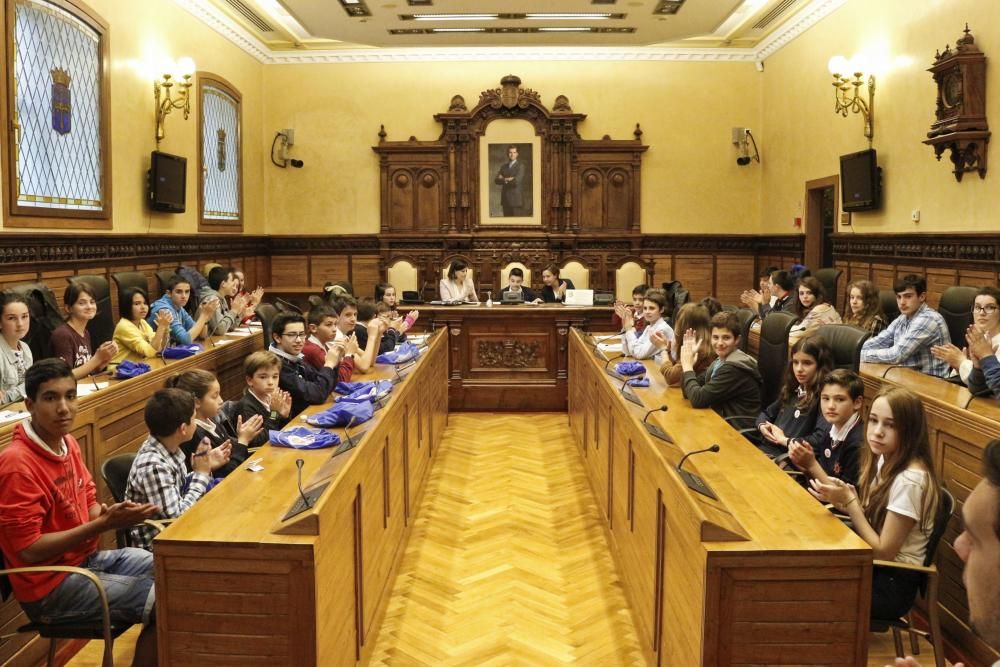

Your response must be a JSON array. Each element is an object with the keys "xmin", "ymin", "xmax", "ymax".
[{"xmin": 0, "ymin": 1, "xmax": 998, "ymax": 666}]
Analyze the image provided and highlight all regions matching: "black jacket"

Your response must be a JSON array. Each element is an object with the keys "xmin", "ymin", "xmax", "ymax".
[
  {"xmin": 682, "ymin": 349, "xmax": 762, "ymax": 427},
  {"xmin": 541, "ymin": 279, "xmax": 575, "ymax": 303},
  {"xmin": 754, "ymin": 395, "xmax": 825, "ymax": 458},
  {"xmin": 273, "ymin": 347, "xmax": 338, "ymax": 418},
  {"xmin": 230, "ymin": 394, "xmax": 290, "ymax": 449},
  {"xmin": 180, "ymin": 414, "xmax": 245, "ymax": 477}
]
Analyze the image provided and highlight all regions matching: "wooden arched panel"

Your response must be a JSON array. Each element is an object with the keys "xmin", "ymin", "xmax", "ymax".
[
  {"xmin": 606, "ymin": 169, "xmax": 631, "ymax": 231},
  {"xmin": 389, "ymin": 170, "xmax": 414, "ymax": 231},
  {"xmin": 579, "ymin": 169, "xmax": 605, "ymax": 229},
  {"xmin": 415, "ymin": 169, "xmax": 441, "ymax": 231}
]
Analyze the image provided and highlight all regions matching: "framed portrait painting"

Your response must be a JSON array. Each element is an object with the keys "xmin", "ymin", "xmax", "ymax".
[{"xmin": 479, "ymin": 119, "xmax": 541, "ymax": 226}]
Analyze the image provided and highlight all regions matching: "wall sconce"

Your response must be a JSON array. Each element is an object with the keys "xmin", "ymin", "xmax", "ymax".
[
  {"xmin": 828, "ymin": 55, "xmax": 875, "ymax": 145},
  {"xmin": 154, "ymin": 57, "xmax": 195, "ymax": 147},
  {"xmin": 732, "ymin": 127, "xmax": 760, "ymax": 166}
]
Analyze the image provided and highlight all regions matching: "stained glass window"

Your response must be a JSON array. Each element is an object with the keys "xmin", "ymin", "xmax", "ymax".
[
  {"xmin": 5, "ymin": 0, "xmax": 109, "ymax": 225},
  {"xmin": 199, "ymin": 75, "xmax": 242, "ymax": 230}
]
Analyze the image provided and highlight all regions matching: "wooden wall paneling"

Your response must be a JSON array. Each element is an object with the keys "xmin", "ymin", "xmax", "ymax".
[
  {"xmin": 649, "ymin": 255, "xmax": 673, "ymax": 288},
  {"xmin": 673, "ymin": 256, "xmax": 713, "ymax": 301},
  {"xmin": 416, "ymin": 169, "xmax": 443, "ymax": 232},
  {"xmin": 389, "ymin": 168, "xmax": 415, "ymax": 232},
  {"xmin": 270, "ymin": 255, "xmax": 310, "ymax": 287},
  {"xmin": 715, "ymin": 256, "xmax": 755, "ymax": 306},
  {"xmin": 311, "ymin": 256, "xmax": 350, "ymax": 287},
  {"xmin": 42, "ymin": 269, "xmax": 75, "ymax": 310},
  {"xmin": 871, "ymin": 264, "xmax": 896, "ymax": 292},
  {"xmin": 350, "ymin": 256, "xmax": 382, "ymax": 300},
  {"xmin": 958, "ymin": 269, "xmax": 998, "ymax": 287},
  {"xmin": 606, "ymin": 170, "xmax": 632, "ymax": 230},
  {"xmin": 578, "ymin": 169, "xmax": 604, "ymax": 230},
  {"xmin": 926, "ymin": 267, "xmax": 959, "ymax": 309},
  {"xmin": 0, "ymin": 272, "xmax": 38, "ymax": 290}
]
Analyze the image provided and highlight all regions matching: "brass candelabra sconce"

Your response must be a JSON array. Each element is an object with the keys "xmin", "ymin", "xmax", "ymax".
[
  {"xmin": 829, "ymin": 56, "xmax": 875, "ymax": 146},
  {"xmin": 154, "ymin": 58, "xmax": 195, "ymax": 147}
]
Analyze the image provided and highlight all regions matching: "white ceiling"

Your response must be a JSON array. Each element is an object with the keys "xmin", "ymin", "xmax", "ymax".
[{"xmin": 199, "ymin": 0, "xmax": 829, "ymax": 53}]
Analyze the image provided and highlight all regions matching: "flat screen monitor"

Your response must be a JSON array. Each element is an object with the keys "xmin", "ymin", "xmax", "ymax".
[
  {"xmin": 840, "ymin": 149, "xmax": 881, "ymax": 212},
  {"xmin": 148, "ymin": 151, "xmax": 186, "ymax": 213}
]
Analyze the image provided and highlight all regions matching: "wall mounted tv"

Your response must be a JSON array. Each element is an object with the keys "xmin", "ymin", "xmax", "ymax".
[
  {"xmin": 148, "ymin": 151, "xmax": 186, "ymax": 213},
  {"xmin": 840, "ymin": 148, "xmax": 882, "ymax": 212}
]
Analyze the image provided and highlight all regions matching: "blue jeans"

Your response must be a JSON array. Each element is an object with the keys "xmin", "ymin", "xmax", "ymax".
[{"xmin": 21, "ymin": 548, "xmax": 155, "ymax": 626}]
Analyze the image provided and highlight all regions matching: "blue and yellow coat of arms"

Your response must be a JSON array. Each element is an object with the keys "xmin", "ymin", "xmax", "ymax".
[{"xmin": 50, "ymin": 67, "xmax": 71, "ymax": 135}]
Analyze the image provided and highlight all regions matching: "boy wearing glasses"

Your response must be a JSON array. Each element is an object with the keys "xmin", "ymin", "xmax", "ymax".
[{"xmin": 269, "ymin": 312, "xmax": 341, "ymax": 418}]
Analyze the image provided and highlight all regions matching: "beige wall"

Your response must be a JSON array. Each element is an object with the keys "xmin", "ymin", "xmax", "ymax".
[
  {"xmin": 760, "ymin": 0, "xmax": 998, "ymax": 234},
  {"xmin": 262, "ymin": 61, "xmax": 762, "ymax": 235},
  {"xmin": 0, "ymin": 0, "xmax": 265, "ymax": 234}
]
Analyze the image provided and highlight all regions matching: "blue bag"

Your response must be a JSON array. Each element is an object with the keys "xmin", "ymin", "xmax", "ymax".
[
  {"xmin": 616, "ymin": 361, "xmax": 646, "ymax": 376},
  {"xmin": 305, "ymin": 400, "xmax": 374, "ymax": 428},
  {"xmin": 114, "ymin": 360, "xmax": 151, "ymax": 379},
  {"xmin": 269, "ymin": 427, "xmax": 341, "ymax": 450},
  {"xmin": 377, "ymin": 341, "xmax": 421, "ymax": 365},
  {"xmin": 163, "ymin": 344, "xmax": 202, "ymax": 359},
  {"xmin": 338, "ymin": 380, "xmax": 393, "ymax": 403},
  {"xmin": 627, "ymin": 377, "xmax": 650, "ymax": 387}
]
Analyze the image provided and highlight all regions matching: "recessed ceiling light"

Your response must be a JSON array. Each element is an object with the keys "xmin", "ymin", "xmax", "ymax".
[
  {"xmin": 411, "ymin": 13, "xmax": 499, "ymax": 20},
  {"xmin": 538, "ymin": 27, "xmax": 593, "ymax": 32},
  {"xmin": 430, "ymin": 27, "xmax": 487, "ymax": 32},
  {"xmin": 525, "ymin": 13, "xmax": 614, "ymax": 19}
]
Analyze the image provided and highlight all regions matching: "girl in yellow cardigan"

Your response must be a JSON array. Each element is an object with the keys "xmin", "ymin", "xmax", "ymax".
[{"xmin": 112, "ymin": 287, "xmax": 172, "ymax": 363}]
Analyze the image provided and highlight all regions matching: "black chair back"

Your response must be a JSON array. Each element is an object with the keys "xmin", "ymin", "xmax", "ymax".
[
  {"xmin": 307, "ymin": 295, "xmax": 324, "ymax": 311},
  {"xmin": 816, "ymin": 324, "xmax": 870, "ymax": 372},
  {"xmin": 67, "ymin": 275, "xmax": 113, "ymax": 347},
  {"xmin": 100, "ymin": 453, "xmax": 136, "ymax": 550},
  {"xmin": 815, "ymin": 267, "xmax": 844, "ymax": 310},
  {"xmin": 274, "ymin": 298, "xmax": 302, "ymax": 314},
  {"xmin": 735, "ymin": 309, "xmax": 757, "ymax": 352},
  {"xmin": 111, "ymin": 271, "xmax": 150, "ymax": 308},
  {"xmin": 924, "ymin": 486, "xmax": 955, "ymax": 569},
  {"xmin": 156, "ymin": 269, "xmax": 178, "ymax": 295},
  {"xmin": 879, "ymin": 289, "xmax": 900, "ymax": 323},
  {"xmin": 8, "ymin": 282, "xmax": 64, "ymax": 361},
  {"xmin": 255, "ymin": 302, "xmax": 279, "ymax": 348},
  {"xmin": 938, "ymin": 286, "xmax": 978, "ymax": 347},
  {"xmin": 757, "ymin": 311, "xmax": 797, "ymax": 407}
]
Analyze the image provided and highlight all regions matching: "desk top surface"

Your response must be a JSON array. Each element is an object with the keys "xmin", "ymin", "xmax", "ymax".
[{"xmin": 578, "ymin": 330, "xmax": 869, "ymax": 554}]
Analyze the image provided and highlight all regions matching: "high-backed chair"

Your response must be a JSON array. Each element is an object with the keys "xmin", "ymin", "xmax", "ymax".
[
  {"xmin": 499, "ymin": 262, "xmax": 532, "ymax": 291},
  {"xmin": 815, "ymin": 267, "xmax": 843, "ymax": 310},
  {"xmin": 440, "ymin": 261, "xmax": 476, "ymax": 299},
  {"xmin": 255, "ymin": 302, "xmax": 278, "ymax": 348},
  {"xmin": 879, "ymin": 289, "xmax": 900, "ymax": 324},
  {"xmin": 560, "ymin": 261, "xmax": 590, "ymax": 290},
  {"xmin": 307, "ymin": 295, "xmax": 324, "ymax": 311},
  {"xmin": 8, "ymin": 282, "xmax": 63, "ymax": 361},
  {"xmin": 938, "ymin": 285, "xmax": 978, "ymax": 347},
  {"xmin": 100, "ymin": 453, "xmax": 136, "ymax": 549},
  {"xmin": 870, "ymin": 486, "xmax": 955, "ymax": 667},
  {"xmin": 387, "ymin": 260, "xmax": 419, "ymax": 295},
  {"xmin": 155, "ymin": 269, "xmax": 177, "ymax": 295},
  {"xmin": 202, "ymin": 262, "xmax": 222, "ymax": 278},
  {"xmin": 757, "ymin": 311, "xmax": 797, "ymax": 407},
  {"xmin": 67, "ymin": 275, "xmax": 114, "ymax": 347},
  {"xmin": 111, "ymin": 271, "xmax": 150, "ymax": 311},
  {"xmin": 735, "ymin": 309, "xmax": 757, "ymax": 352},
  {"xmin": 615, "ymin": 261, "xmax": 647, "ymax": 303},
  {"xmin": 816, "ymin": 324, "xmax": 870, "ymax": 372}
]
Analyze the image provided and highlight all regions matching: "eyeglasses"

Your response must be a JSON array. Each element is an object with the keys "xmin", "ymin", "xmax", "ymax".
[
  {"xmin": 281, "ymin": 332, "xmax": 307, "ymax": 340},
  {"xmin": 973, "ymin": 304, "xmax": 999, "ymax": 314}
]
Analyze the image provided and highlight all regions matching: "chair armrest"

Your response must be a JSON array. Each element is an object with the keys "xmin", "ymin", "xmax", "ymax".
[
  {"xmin": 872, "ymin": 559, "xmax": 936, "ymax": 575},
  {"xmin": 144, "ymin": 518, "xmax": 178, "ymax": 533}
]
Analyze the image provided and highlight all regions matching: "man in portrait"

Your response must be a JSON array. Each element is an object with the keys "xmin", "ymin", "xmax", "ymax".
[{"xmin": 495, "ymin": 145, "xmax": 524, "ymax": 217}]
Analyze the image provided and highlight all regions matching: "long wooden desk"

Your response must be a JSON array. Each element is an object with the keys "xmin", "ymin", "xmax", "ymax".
[
  {"xmin": 569, "ymin": 330, "xmax": 871, "ymax": 666},
  {"xmin": 153, "ymin": 330, "xmax": 448, "ymax": 666},
  {"xmin": 860, "ymin": 363, "xmax": 1000, "ymax": 667},
  {"xmin": 0, "ymin": 328, "xmax": 261, "ymax": 667},
  {"xmin": 417, "ymin": 303, "xmax": 614, "ymax": 411}
]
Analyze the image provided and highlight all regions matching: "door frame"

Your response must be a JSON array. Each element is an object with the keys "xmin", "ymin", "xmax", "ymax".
[{"xmin": 804, "ymin": 175, "xmax": 839, "ymax": 270}]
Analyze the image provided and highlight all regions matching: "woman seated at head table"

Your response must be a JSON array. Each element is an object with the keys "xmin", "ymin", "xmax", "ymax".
[{"xmin": 439, "ymin": 259, "xmax": 478, "ymax": 302}]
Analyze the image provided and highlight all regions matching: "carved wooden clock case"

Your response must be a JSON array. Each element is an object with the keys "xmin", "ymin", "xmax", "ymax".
[{"xmin": 924, "ymin": 25, "xmax": 990, "ymax": 181}]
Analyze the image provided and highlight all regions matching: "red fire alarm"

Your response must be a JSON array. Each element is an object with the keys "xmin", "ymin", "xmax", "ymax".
[{"xmin": 794, "ymin": 217, "xmax": 802, "ymax": 227}]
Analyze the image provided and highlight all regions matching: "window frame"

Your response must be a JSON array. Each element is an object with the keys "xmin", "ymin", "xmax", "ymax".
[
  {"xmin": 197, "ymin": 71, "xmax": 243, "ymax": 233},
  {"xmin": 1, "ymin": 0, "xmax": 112, "ymax": 229}
]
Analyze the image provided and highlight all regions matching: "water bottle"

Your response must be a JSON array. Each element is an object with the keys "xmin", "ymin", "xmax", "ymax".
[{"xmin": 486, "ymin": 291, "xmax": 493, "ymax": 308}]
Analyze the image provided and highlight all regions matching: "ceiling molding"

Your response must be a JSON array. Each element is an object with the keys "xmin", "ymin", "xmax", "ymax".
[
  {"xmin": 265, "ymin": 47, "xmax": 759, "ymax": 64},
  {"xmin": 753, "ymin": 0, "xmax": 847, "ymax": 62},
  {"xmin": 174, "ymin": 0, "xmax": 846, "ymax": 66},
  {"xmin": 173, "ymin": 0, "xmax": 274, "ymax": 63}
]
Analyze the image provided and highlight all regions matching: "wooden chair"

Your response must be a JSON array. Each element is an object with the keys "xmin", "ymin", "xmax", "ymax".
[
  {"xmin": 734, "ymin": 308, "xmax": 757, "ymax": 353},
  {"xmin": 387, "ymin": 260, "xmax": 419, "ymax": 295},
  {"xmin": 0, "ymin": 553, "xmax": 127, "ymax": 667},
  {"xmin": 870, "ymin": 486, "xmax": 955, "ymax": 667},
  {"xmin": 560, "ymin": 261, "xmax": 590, "ymax": 290}
]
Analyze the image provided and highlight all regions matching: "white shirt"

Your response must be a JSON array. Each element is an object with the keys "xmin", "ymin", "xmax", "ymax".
[
  {"xmin": 876, "ymin": 456, "xmax": 933, "ymax": 566},
  {"xmin": 623, "ymin": 318, "xmax": 674, "ymax": 363}
]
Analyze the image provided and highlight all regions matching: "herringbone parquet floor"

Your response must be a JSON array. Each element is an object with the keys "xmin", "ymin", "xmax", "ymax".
[{"xmin": 367, "ymin": 413, "xmax": 646, "ymax": 666}]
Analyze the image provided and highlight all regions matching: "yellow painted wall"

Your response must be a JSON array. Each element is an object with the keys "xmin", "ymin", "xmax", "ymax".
[
  {"xmin": 262, "ymin": 61, "xmax": 762, "ymax": 235},
  {"xmin": 0, "ymin": 0, "xmax": 265, "ymax": 234},
  {"xmin": 760, "ymin": 0, "xmax": 998, "ymax": 234}
]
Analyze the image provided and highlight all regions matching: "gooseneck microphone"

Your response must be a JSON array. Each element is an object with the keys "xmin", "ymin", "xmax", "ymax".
[
  {"xmin": 295, "ymin": 458, "xmax": 310, "ymax": 509},
  {"xmin": 676, "ymin": 444, "xmax": 721, "ymax": 500},
  {"xmin": 620, "ymin": 376, "xmax": 644, "ymax": 406},
  {"xmin": 643, "ymin": 405, "xmax": 673, "ymax": 444}
]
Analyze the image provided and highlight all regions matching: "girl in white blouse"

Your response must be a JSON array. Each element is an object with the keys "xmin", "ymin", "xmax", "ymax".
[
  {"xmin": 439, "ymin": 260, "xmax": 478, "ymax": 302},
  {"xmin": 621, "ymin": 290, "xmax": 674, "ymax": 363},
  {"xmin": 810, "ymin": 386, "xmax": 939, "ymax": 621}
]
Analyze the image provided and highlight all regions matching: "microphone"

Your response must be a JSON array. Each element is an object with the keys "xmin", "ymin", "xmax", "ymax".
[
  {"xmin": 642, "ymin": 405, "xmax": 673, "ymax": 444},
  {"xmin": 343, "ymin": 415, "xmax": 358, "ymax": 450},
  {"xmin": 205, "ymin": 330, "xmax": 216, "ymax": 348},
  {"xmin": 590, "ymin": 332, "xmax": 622, "ymax": 348},
  {"xmin": 676, "ymin": 444, "xmax": 720, "ymax": 500},
  {"xmin": 295, "ymin": 458, "xmax": 311, "ymax": 509},
  {"xmin": 87, "ymin": 373, "xmax": 100, "ymax": 391},
  {"xmin": 603, "ymin": 353, "xmax": 625, "ymax": 378},
  {"xmin": 620, "ymin": 376, "xmax": 644, "ymax": 406}
]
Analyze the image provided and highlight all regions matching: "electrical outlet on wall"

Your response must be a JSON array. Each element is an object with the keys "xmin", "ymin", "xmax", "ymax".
[{"xmin": 911, "ymin": 209, "xmax": 920, "ymax": 223}]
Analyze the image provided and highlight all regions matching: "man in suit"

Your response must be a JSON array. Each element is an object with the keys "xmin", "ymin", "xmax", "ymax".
[{"xmin": 495, "ymin": 145, "xmax": 524, "ymax": 217}]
